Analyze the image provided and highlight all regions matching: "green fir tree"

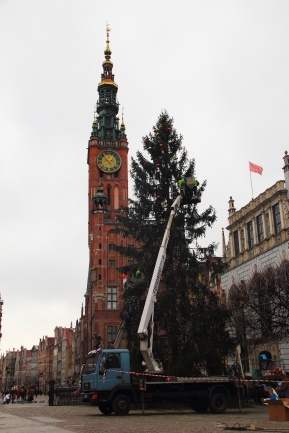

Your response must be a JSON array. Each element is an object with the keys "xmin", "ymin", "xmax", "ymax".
[{"xmin": 117, "ymin": 111, "xmax": 233, "ymax": 375}]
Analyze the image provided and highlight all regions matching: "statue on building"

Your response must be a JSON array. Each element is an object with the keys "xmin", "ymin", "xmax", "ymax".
[{"xmin": 92, "ymin": 333, "xmax": 103, "ymax": 350}]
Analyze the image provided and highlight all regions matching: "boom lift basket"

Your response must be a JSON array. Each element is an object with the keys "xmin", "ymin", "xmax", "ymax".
[{"xmin": 182, "ymin": 177, "xmax": 201, "ymax": 204}]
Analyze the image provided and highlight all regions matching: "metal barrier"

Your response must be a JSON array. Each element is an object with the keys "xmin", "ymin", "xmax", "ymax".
[{"xmin": 56, "ymin": 387, "xmax": 84, "ymax": 406}]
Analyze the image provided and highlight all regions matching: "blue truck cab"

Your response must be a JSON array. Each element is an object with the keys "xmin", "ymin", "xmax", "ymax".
[{"xmin": 81, "ymin": 348, "xmax": 136, "ymax": 415}]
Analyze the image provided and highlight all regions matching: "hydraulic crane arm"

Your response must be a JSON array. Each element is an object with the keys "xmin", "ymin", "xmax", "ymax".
[{"xmin": 137, "ymin": 194, "xmax": 183, "ymax": 372}]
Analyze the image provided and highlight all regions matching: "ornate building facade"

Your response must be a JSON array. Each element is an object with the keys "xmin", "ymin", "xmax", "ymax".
[{"xmin": 221, "ymin": 152, "xmax": 289, "ymax": 372}]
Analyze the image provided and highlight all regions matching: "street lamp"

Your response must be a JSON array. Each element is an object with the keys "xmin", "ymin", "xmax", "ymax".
[{"xmin": 5, "ymin": 366, "xmax": 9, "ymax": 390}]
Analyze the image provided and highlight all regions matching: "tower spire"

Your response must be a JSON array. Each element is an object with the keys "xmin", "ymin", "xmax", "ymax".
[
  {"xmin": 92, "ymin": 25, "xmax": 122, "ymax": 140},
  {"xmin": 120, "ymin": 106, "xmax": 126, "ymax": 138},
  {"xmin": 91, "ymin": 104, "xmax": 98, "ymax": 137},
  {"xmin": 99, "ymin": 22, "xmax": 116, "ymax": 87}
]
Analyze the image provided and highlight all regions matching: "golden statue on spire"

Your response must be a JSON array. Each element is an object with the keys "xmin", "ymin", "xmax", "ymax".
[
  {"xmin": 121, "ymin": 106, "xmax": 125, "ymax": 127},
  {"xmin": 106, "ymin": 22, "xmax": 110, "ymax": 41},
  {"xmin": 105, "ymin": 22, "xmax": 111, "ymax": 56}
]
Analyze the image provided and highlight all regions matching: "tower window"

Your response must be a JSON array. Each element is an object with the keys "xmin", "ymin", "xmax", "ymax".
[
  {"xmin": 90, "ymin": 269, "xmax": 97, "ymax": 283},
  {"xmin": 108, "ymin": 259, "xmax": 116, "ymax": 267},
  {"xmin": 107, "ymin": 287, "xmax": 117, "ymax": 309},
  {"xmin": 109, "ymin": 243, "xmax": 117, "ymax": 251},
  {"xmin": 272, "ymin": 204, "xmax": 281, "ymax": 234},
  {"xmin": 107, "ymin": 326, "xmax": 118, "ymax": 347},
  {"xmin": 256, "ymin": 214, "xmax": 264, "ymax": 243}
]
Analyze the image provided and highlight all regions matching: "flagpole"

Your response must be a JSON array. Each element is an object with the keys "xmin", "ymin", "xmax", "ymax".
[
  {"xmin": 249, "ymin": 161, "xmax": 263, "ymax": 199},
  {"xmin": 250, "ymin": 170, "xmax": 254, "ymax": 199}
]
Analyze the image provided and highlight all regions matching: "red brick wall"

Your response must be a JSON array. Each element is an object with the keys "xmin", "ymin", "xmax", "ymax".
[{"xmin": 85, "ymin": 136, "xmax": 129, "ymax": 352}]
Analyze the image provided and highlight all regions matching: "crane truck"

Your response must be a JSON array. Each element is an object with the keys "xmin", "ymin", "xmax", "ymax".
[{"xmin": 81, "ymin": 180, "xmax": 246, "ymax": 415}]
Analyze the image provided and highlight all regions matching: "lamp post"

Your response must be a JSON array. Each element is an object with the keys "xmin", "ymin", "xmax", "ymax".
[{"xmin": 5, "ymin": 366, "xmax": 9, "ymax": 390}]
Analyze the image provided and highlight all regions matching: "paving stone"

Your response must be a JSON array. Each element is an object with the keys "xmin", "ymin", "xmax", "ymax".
[{"xmin": 1, "ymin": 401, "xmax": 289, "ymax": 433}]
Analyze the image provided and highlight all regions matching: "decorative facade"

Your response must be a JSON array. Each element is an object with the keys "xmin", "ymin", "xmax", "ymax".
[
  {"xmin": 38, "ymin": 336, "xmax": 54, "ymax": 393},
  {"xmin": 221, "ymin": 152, "xmax": 289, "ymax": 372}
]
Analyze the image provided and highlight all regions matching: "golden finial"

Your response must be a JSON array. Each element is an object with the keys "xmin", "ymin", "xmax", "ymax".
[
  {"xmin": 106, "ymin": 22, "xmax": 111, "ymax": 39},
  {"xmin": 104, "ymin": 22, "xmax": 111, "ymax": 57}
]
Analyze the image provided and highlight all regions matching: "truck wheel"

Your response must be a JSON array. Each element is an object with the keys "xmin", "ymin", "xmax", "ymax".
[
  {"xmin": 209, "ymin": 393, "xmax": 228, "ymax": 414},
  {"xmin": 112, "ymin": 394, "xmax": 131, "ymax": 416},
  {"xmin": 98, "ymin": 403, "xmax": 113, "ymax": 415}
]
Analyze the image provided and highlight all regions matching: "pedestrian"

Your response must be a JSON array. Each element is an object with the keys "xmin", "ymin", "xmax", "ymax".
[
  {"xmin": 28, "ymin": 388, "xmax": 34, "ymax": 402},
  {"xmin": 263, "ymin": 386, "xmax": 279, "ymax": 402},
  {"xmin": 92, "ymin": 333, "xmax": 103, "ymax": 350},
  {"xmin": 20, "ymin": 386, "xmax": 26, "ymax": 402},
  {"xmin": 11, "ymin": 390, "xmax": 16, "ymax": 403},
  {"xmin": 48, "ymin": 387, "xmax": 54, "ymax": 406},
  {"xmin": 16, "ymin": 388, "xmax": 21, "ymax": 403},
  {"xmin": 3, "ymin": 392, "xmax": 11, "ymax": 404}
]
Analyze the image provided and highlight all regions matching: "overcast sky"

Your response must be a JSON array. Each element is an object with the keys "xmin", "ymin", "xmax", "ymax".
[{"xmin": 1, "ymin": 0, "xmax": 289, "ymax": 354}]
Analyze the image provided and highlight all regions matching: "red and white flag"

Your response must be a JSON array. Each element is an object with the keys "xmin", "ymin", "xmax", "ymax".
[{"xmin": 249, "ymin": 161, "xmax": 263, "ymax": 175}]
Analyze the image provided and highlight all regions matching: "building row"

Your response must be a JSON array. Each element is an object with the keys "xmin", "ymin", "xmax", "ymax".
[{"xmin": 0, "ymin": 322, "xmax": 83, "ymax": 392}]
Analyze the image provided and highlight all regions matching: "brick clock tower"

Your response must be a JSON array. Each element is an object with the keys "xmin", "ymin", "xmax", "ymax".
[{"xmin": 84, "ymin": 26, "xmax": 129, "ymax": 354}]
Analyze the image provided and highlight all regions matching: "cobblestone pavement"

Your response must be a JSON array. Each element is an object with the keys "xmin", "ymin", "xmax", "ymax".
[{"xmin": 1, "ymin": 397, "xmax": 289, "ymax": 433}]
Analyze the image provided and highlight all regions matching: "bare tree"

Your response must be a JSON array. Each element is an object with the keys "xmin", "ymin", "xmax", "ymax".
[{"xmin": 228, "ymin": 261, "xmax": 289, "ymax": 352}]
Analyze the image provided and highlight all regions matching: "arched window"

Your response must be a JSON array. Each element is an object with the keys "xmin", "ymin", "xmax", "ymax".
[
  {"xmin": 107, "ymin": 185, "xmax": 111, "ymax": 205},
  {"xmin": 114, "ymin": 185, "xmax": 119, "ymax": 209}
]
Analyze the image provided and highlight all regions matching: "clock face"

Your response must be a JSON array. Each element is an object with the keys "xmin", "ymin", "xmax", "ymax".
[{"xmin": 97, "ymin": 150, "xmax": 122, "ymax": 173}]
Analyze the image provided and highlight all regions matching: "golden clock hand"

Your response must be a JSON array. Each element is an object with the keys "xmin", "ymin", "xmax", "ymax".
[{"xmin": 103, "ymin": 154, "xmax": 111, "ymax": 163}]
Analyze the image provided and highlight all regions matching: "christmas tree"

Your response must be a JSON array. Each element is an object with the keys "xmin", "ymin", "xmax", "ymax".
[{"xmin": 117, "ymin": 111, "xmax": 233, "ymax": 376}]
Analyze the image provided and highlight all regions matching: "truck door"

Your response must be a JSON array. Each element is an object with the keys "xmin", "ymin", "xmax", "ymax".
[{"xmin": 97, "ymin": 352, "xmax": 124, "ymax": 391}]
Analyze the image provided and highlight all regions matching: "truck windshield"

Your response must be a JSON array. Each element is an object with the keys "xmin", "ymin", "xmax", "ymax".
[{"xmin": 83, "ymin": 350, "xmax": 101, "ymax": 374}]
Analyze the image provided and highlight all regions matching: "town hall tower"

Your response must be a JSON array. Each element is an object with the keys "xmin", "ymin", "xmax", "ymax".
[{"xmin": 84, "ymin": 26, "xmax": 129, "ymax": 355}]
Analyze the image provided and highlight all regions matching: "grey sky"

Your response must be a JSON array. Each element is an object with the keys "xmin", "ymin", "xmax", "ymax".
[{"xmin": 1, "ymin": 0, "xmax": 289, "ymax": 354}]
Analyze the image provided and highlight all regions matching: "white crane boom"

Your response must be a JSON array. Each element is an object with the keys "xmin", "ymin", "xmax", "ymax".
[{"xmin": 137, "ymin": 194, "xmax": 183, "ymax": 372}]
